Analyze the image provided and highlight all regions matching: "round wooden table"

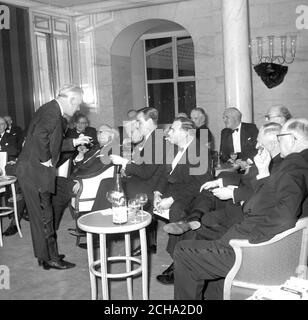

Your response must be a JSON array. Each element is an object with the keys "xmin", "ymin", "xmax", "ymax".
[
  {"xmin": 0, "ymin": 176, "xmax": 22, "ymax": 246},
  {"xmin": 78, "ymin": 209, "xmax": 152, "ymax": 300}
]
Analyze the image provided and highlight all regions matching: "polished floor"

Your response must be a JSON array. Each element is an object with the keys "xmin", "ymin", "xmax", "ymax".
[{"xmin": 0, "ymin": 209, "xmax": 174, "ymax": 300}]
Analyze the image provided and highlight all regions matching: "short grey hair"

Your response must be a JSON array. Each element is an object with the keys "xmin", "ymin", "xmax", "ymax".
[
  {"xmin": 260, "ymin": 122, "xmax": 282, "ymax": 136},
  {"xmin": 284, "ymin": 118, "xmax": 308, "ymax": 141},
  {"xmin": 57, "ymin": 84, "xmax": 83, "ymax": 98}
]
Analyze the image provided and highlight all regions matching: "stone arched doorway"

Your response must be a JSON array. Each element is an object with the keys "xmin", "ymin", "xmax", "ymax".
[{"xmin": 110, "ymin": 19, "xmax": 196, "ymax": 125}]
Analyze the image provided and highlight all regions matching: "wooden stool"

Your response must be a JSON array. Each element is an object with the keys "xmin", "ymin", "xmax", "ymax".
[
  {"xmin": 0, "ymin": 176, "xmax": 23, "ymax": 246},
  {"xmin": 78, "ymin": 209, "xmax": 152, "ymax": 300}
]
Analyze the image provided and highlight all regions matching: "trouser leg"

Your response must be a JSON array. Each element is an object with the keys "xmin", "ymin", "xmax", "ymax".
[
  {"xmin": 173, "ymin": 239, "xmax": 235, "ymax": 300},
  {"xmin": 40, "ymin": 192, "xmax": 60, "ymax": 261},
  {"xmin": 18, "ymin": 179, "xmax": 50, "ymax": 260}
]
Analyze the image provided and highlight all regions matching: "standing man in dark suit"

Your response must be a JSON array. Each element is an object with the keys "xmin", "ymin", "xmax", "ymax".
[
  {"xmin": 154, "ymin": 117, "xmax": 213, "ymax": 284},
  {"xmin": 4, "ymin": 115, "xmax": 24, "ymax": 154},
  {"xmin": 16, "ymin": 85, "xmax": 92, "ymax": 270},
  {"xmin": 110, "ymin": 107, "xmax": 164, "ymax": 256},
  {"xmin": 220, "ymin": 107, "xmax": 258, "ymax": 163},
  {"xmin": 173, "ymin": 118, "xmax": 308, "ymax": 300},
  {"xmin": 0, "ymin": 117, "xmax": 19, "ymax": 161}
]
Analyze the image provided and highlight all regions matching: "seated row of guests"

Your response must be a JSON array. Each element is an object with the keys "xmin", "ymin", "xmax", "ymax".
[
  {"xmin": 155, "ymin": 105, "xmax": 292, "ymax": 285},
  {"xmin": 169, "ymin": 117, "xmax": 308, "ymax": 300}
]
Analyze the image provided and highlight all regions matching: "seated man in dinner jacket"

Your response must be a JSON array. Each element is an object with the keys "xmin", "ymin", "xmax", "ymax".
[
  {"xmin": 154, "ymin": 117, "xmax": 213, "ymax": 284},
  {"xmin": 220, "ymin": 107, "xmax": 258, "ymax": 163}
]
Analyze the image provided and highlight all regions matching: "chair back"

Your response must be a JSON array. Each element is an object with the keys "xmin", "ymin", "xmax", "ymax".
[
  {"xmin": 224, "ymin": 217, "xmax": 308, "ymax": 300},
  {"xmin": 71, "ymin": 165, "xmax": 115, "ymax": 212}
]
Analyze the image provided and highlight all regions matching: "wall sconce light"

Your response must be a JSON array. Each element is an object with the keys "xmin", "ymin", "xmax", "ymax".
[{"xmin": 250, "ymin": 35, "xmax": 297, "ymax": 65}]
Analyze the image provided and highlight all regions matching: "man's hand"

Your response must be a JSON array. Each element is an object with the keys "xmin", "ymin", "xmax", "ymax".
[
  {"xmin": 212, "ymin": 187, "xmax": 233, "ymax": 200},
  {"xmin": 110, "ymin": 154, "xmax": 129, "ymax": 168},
  {"xmin": 72, "ymin": 180, "xmax": 80, "ymax": 194},
  {"xmin": 73, "ymin": 136, "xmax": 92, "ymax": 147},
  {"xmin": 157, "ymin": 197, "xmax": 174, "ymax": 210},
  {"xmin": 153, "ymin": 191, "xmax": 162, "ymax": 209},
  {"xmin": 40, "ymin": 159, "xmax": 52, "ymax": 167},
  {"xmin": 254, "ymin": 147, "xmax": 271, "ymax": 177},
  {"xmin": 200, "ymin": 179, "xmax": 221, "ymax": 192}
]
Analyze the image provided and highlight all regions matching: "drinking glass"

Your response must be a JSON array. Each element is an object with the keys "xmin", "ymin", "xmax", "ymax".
[
  {"xmin": 136, "ymin": 193, "xmax": 148, "ymax": 217},
  {"xmin": 128, "ymin": 198, "xmax": 140, "ymax": 223}
]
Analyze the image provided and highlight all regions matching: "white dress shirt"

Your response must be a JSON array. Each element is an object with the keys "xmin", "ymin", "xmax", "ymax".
[
  {"xmin": 171, "ymin": 139, "xmax": 193, "ymax": 174},
  {"xmin": 232, "ymin": 123, "xmax": 242, "ymax": 153}
]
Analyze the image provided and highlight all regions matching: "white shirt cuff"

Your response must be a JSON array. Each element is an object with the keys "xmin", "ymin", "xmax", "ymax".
[
  {"xmin": 218, "ymin": 178, "xmax": 223, "ymax": 188},
  {"xmin": 256, "ymin": 173, "xmax": 270, "ymax": 180}
]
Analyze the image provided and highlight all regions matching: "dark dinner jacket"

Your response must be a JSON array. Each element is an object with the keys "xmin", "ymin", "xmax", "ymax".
[
  {"xmin": 16, "ymin": 100, "xmax": 74, "ymax": 194},
  {"xmin": 156, "ymin": 138, "xmax": 212, "ymax": 220},
  {"xmin": 219, "ymin": 152, "xmax": 308, "ymax": 246},
  {"xmin": 124, "ymin": 130, "xmax": 166, "ymax": 204},
  {"xmin": 0, "ymin": 132, "xmax": 19, "ymax": 161},
  {"xmin": 220, "ymin": 122, "xmax": 258, "ymax": 163},
  {"xmin": 6, "ymin": 125, "xmax": 24, "ymax": 154}
]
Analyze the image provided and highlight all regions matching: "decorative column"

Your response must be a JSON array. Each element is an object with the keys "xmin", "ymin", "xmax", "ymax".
[{"xmin": 222, "ymin": 0, "xmax": 252, "ymax": 122}]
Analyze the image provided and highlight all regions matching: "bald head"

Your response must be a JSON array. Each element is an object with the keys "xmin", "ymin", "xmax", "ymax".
[
  {"xmin": 223, "ymin": 107, "xmax": 242, "ymax": 129},
  {"xmin": 265, "ymin": 105, "xmax": 292, "ymax": 125}
]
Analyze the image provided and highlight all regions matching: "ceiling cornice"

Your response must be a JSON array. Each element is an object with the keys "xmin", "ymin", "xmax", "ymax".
[{"xmin": 1, "ymin": 0, "xmax": 191, "ymax": 17}]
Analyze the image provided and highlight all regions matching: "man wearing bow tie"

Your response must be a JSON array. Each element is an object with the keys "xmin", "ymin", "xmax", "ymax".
[
  {"xmin": 0, "ymin": 117, "xmax": 18, "ymax": 161},
  {"xmin": 220, "ymin": 107, "xmax": 258, "ymax": 164},
  {"xmin": 16, "ymin": 85, "xmax": 92, "ymax": 270}
]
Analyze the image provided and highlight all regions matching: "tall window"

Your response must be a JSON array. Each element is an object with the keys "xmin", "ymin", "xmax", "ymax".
[
  {"xmin": 75, "ymin": 15, "xmax": 98, "ymax": 110},
  {"xmin": 32, "ymin": 14, "xmax": 72, "ymax": 107},
  {"xmin": 144, "ymin": 33, "xmax": 196, "ymax": 124}
]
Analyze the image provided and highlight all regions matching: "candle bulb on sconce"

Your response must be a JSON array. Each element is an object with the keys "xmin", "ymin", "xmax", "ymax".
[{"xmin": 250, "ymin": 34, "xmax": 298, "ymax": 65}]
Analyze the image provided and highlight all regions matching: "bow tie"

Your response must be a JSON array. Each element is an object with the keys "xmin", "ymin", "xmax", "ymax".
[{"xmin": 232, "ymin": 128, "xmax": 239, "ymax": 133}]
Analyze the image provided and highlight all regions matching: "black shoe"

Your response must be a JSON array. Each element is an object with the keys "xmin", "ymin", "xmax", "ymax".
[
  {"xmin": 41, "ymin": 259, "xmax": 76, "ymax": 270},
  {"xmin": 38, "ymin": 254, "xmax": 65, "ymax": 266},
  {"xmin": 2, "ymin": 225, "xmax": 18, "ymax": 236},
  {"xmin": 163, "ymin": 220, "xmax": 201, "ymax": 235},
  {"xmin": 156, "ymin": 263, "xmax": 174, "ymax": 285},
  {"xmin": 131, "ymin": 244, "xmax": 157, "ymax": 257}
]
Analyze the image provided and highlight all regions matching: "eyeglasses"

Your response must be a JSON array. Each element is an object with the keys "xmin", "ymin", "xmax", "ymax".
[
  {"xmin": 77, "ymin": 121, "xmax": 88, "ymax": 125},
  {"xmin": 276, "ymin": 133, "xmax": 296, "ymax": 141},
  {"xmin": 265, "ymin": 114, "xmax": 282, "ymax": 121}
]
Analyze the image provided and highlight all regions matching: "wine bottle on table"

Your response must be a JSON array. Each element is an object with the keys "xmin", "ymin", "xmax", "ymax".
[{"xmin": 111, "ymin": 165, "xmax": 127, "ymax": 224}]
